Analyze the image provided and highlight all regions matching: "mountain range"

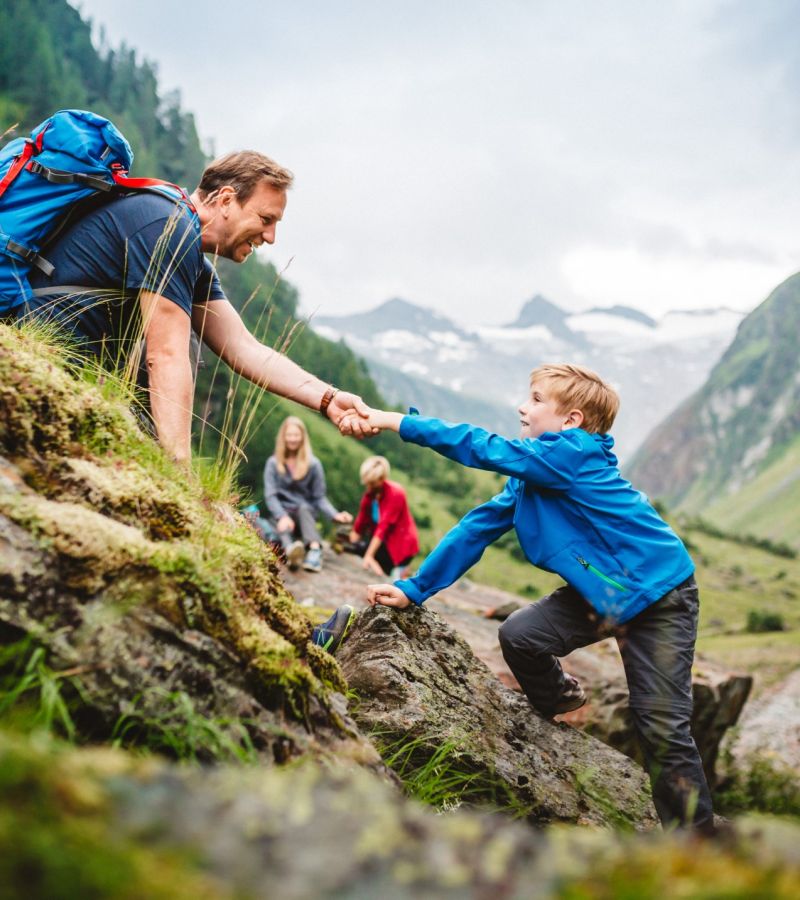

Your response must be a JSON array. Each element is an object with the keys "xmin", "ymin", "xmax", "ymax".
[{"xmin": 314, "ymin": 295, "xmax": 744, "ymax": 460}]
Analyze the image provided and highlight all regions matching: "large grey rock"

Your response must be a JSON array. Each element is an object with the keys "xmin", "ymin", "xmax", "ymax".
[
  {"xmin": 729, "ymin": 668, "xmax": 800, "ymax": 773},
  {"xmin": 337, "ymin": 605, "xmax": 658, "ymax": 829}
]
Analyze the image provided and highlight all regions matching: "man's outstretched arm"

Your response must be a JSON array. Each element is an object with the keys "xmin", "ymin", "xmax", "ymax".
[{"xmin": 192, "ymin": 298, "xmax": 372, "ymax": 433}]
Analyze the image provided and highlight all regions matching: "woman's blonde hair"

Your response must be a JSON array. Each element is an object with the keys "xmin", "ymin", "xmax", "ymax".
[
  {"xmin": 529, "ymin": 363, "xmax": 619, "ymax": 434},
  {"xmin": 274, "ymin": 416, "xmax": 311, "ymax": 479},
  {"xmin": 360, "ymin": 455, "xmax": 390, "ymax": 487}
]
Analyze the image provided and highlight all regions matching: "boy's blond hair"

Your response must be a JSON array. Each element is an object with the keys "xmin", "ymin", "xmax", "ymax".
[
  {"xmin": 529, "ymin": 364, "xmax": 619, "ymax": 434},
  {"xmin": 360, "ymin": 455, "xmax": 390, "ymax": 487}
]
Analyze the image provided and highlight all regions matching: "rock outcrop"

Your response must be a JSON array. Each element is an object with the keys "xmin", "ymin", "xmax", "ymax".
[
  {"xmin": 286, "ymin": 550, "xmax": 753, "ymax": 786},
  {"xmin": 0, "ymin": 326, "xmax": 375, "ymax": 767},
  {"xmin": 337, "ymin": 605, "xmax": 658, "ymax": 829},
  {"xmin": 729, "ymin": 668, "xmax": 800, "ymax": 774}
]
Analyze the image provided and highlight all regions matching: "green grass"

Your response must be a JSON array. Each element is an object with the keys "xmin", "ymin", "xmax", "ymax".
[
  {"xmin": 702, "ymin": 432, "xmax": 800, "ymax": 551},
  {"xmin": 374, "ymin": 730, "xmax": 529, "ymax": 817},
  {"xmin": 0, "ymin": 637, "xmax": 84, "ymax": 740},
  {"xmin": 111, "ymin": 689, "xmax": 259, "ymax": 764}
]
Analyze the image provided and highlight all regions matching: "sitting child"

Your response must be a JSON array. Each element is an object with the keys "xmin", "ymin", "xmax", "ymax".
[
  {"xmin": 348, "ymin": 455, "xmax": 419, "ymax": 578},
  {"xmin": 360, "ymin": 363, "xmax": 714, "ymax": 832}
]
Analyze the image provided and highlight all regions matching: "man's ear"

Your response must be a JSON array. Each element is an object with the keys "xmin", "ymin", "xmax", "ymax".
[
  {"xmin": 208, "ymin": 185, "xmax": 236, "ymax": 213},
  {"xmin": 564, "ymin": 408, "xmax": 584, "ymax": 428}
]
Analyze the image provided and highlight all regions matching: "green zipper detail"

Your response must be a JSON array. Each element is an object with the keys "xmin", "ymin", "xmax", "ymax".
[{"xmin": 575, "ymin": 556, "xmax": 629, "ymax": 592}]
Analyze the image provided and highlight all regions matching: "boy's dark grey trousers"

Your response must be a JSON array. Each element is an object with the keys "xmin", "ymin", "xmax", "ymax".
[{"xmin": 498, "ymin": 577, "xmax": 714, "ymax": 829}]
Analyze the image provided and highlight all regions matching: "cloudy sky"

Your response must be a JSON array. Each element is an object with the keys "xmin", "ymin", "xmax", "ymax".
[{"xmin": 73, "ymin": 0, "xmax": 800, "ymax": 327}]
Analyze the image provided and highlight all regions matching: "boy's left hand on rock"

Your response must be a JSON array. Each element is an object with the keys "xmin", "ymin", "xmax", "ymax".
[{"xmin": 366, "ymin": 583, "xmax": 411, "ymax": 609}]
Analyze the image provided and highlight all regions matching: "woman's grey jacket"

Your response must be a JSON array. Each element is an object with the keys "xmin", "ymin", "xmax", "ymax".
[{"xmin": 263, "ymin": 455, "xmax": 339, "ymax": 522}]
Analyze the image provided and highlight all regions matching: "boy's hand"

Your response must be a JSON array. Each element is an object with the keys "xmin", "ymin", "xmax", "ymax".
[
  {"xmin": 366, "ymin": 583, "xmax": 411, "ymax": 609},
  {"xmin": 332, "ymin": 510, "xmax": 353, "ymax": 524},
  {"xmin": 364, "ymin": 408, "xmax": 403, "ymax": 432}
]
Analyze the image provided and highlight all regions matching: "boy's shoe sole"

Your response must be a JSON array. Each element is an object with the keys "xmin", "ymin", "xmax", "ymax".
[
  {"xmin": 312, "ymin": 605, "xmax": 357, "ymax": 655},
  {"xmin": 285, "ymin": 540, "xmax": 305, "ymax": 570}
]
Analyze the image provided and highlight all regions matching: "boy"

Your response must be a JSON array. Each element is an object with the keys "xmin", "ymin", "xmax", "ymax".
[{"xmin": 362, "ymin": 363, "xmax": 714, "ymax": 831}]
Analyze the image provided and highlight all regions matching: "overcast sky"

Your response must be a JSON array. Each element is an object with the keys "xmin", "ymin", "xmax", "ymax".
[{"xmin": 72, "ymin": 0, "xmax": 800, "ymax": 326}]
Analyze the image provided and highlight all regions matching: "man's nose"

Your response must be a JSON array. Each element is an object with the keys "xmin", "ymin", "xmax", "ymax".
[{"xmin": 263, "ymin": 224, "xmax": 276, "ymax": 244}]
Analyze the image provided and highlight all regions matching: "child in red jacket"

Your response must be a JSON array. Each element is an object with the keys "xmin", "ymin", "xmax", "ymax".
[{"xmin": 350, "ymin": 456, "xmax": 419, "ymax": 578}]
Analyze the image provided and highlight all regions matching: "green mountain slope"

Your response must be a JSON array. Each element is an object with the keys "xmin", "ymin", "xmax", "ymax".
[{"xmin": 626, "ymin": 271, "xmax": 800, "ymax": 547}]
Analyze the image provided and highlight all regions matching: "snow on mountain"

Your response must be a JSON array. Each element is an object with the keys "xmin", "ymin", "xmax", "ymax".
[{"xmin": 312, "ymin": 296, "xmax": 745, "ymax": 460}]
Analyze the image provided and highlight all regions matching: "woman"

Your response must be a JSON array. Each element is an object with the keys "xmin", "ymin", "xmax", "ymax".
[
  {"xmin": 350, "ymin": 456, "xmax": 419, "ymax": 577},
  {"xmin": 264, "ymin": 416, "xmax": 352, "ymax": 572}
]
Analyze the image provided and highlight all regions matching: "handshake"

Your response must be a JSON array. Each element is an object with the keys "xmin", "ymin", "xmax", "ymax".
[{"xmin": 331, "ymin": 402, "xmax": 404, "ymax": 439}]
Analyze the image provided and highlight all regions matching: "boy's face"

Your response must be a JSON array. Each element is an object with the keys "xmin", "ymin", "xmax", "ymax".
[{"xmin": 518, "ymin": 380, "xmax": 581, "ymax": 439}]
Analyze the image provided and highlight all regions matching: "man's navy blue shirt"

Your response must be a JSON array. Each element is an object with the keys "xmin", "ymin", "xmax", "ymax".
[{"xmin": 25, "ymin": 192, "xmax": 224, "ymax": 363}]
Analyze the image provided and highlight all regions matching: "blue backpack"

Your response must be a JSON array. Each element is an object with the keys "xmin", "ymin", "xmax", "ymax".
[{"xmin": 0, "ymin": 108, "xmax": 197, "ymax": 317}]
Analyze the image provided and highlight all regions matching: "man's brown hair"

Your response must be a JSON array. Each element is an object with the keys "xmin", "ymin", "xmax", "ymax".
[
  {"xmin": 197, "ymin": 150, "xmax": 294, "ymax": 203},
  {"xmin": 529, "ymin": 363, "xmax": 619, "ymax": 433}
]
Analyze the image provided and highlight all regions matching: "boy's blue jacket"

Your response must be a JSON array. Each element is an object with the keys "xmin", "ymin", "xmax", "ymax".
[{"xmin": 394, "ymin": 416, "xmax": 694, "ymax": 624}]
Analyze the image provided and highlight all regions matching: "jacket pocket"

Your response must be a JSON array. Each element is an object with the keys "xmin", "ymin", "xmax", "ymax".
[{"xmin": 573, "ymin": 554, "xmax": 629, "ymax": 593}]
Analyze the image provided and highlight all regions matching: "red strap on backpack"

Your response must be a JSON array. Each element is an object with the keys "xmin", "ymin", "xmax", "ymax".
[
  {"xmin": 0, "ymin": 127, "xmax": 47, "ymax": 200},
  {"xmin": 110, "ymin": 165, "xmax": 196, "ymax": 214},
  {"xmin": 0, "ymin": 141, "xmax": 35, "ymax": 200}
]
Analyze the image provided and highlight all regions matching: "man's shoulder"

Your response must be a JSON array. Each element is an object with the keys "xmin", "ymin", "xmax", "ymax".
[{"xmin": 100, "ymin": 191, "xmax": 195, "ymax": 230}]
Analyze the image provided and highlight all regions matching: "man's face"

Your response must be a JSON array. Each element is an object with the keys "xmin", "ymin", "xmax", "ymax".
[
  {"xmin": 518, "ymin": 380, "xmax": 571, "ymax": 440},
  {"xmin": 211, "ymin": 180, "xmax": 287, "ymax": 262}
]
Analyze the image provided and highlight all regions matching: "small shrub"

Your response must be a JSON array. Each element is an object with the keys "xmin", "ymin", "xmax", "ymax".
[
  {"xmin": 415, "ymin": 512, "xmax": 433, "ymax": 529},
  {"xmin": 745, "ymin": 610, "xmax": 785, "ymax": 633}
]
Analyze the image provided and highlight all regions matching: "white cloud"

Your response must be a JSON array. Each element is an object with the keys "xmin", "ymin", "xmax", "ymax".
[{"xmin": 73, "ymin": 0, "xmax": 800, "ymax": 326}]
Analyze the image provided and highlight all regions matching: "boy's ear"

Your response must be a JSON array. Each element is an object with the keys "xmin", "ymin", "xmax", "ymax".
[{"xmin": 563, "ymin": 408, "xmax": 584, "ymax": 429}]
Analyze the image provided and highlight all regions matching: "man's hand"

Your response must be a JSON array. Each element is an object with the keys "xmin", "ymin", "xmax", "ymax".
[
  {"xmin": 277, "ymin": 514, "xmax": 294, "ymax": 532},
  {"xmin": 362, "ymin": 555, "xmax": 385, "ymax": 576},
  {"xmin": 333, "ymin": 510, "xmax": 353, "ymax": 524},
  {"xmin": 366, "ymin": 583, "xmax": 411, "ymax": 609},
  {"xmin": 327, "ymin": 391, "xmax": 376, "ymax": 438}
]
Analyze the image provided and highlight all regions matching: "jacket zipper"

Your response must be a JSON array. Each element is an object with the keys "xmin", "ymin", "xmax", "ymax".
[{"xmin": 575, "ymin": 556, "xmax": 629, "ymax": 592}]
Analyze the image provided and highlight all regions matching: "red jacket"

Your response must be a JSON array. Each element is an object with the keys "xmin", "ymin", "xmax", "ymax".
[{"xmin": 354, "ymin": 479, "xmax": 419, "ymax": 564}]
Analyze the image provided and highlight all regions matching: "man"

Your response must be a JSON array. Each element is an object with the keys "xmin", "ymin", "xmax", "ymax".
[{"xmin": 21, "ymin": 150, "xmax": 371, "ymax": 459}]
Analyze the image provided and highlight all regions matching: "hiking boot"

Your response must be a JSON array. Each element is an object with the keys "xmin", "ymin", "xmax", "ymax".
[
  {"xmin": 312, "ymin": 605, "xmax": 357, "ymax": 654},
  {"xmin": 554, "ymin": 673, "xmax": 587, "ymax": 715},
  {"xmin": 303, "ymin": 546, "xmax": 323, "ymax": 572},
  {"xmin": 285, "ymin": 540, "xmax": 305, "ymax": 571}
]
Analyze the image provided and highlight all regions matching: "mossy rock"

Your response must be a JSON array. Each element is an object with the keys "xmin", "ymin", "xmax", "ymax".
[{"xmin": 0, "ymin": 324, "xmax": 375, "ymax": 766}]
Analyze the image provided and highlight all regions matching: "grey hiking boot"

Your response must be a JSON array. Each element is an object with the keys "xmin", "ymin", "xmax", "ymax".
[
  {"xmin": 303, "ymin": 546, "xmax": 323, "ymax": 572},
  {"xmin": 554, "ymin": 673, "xmax": 587, "ymax": 715},
  {"xmin": 285, "ymin": 540, "xmax": 305, "ymax": 571}
]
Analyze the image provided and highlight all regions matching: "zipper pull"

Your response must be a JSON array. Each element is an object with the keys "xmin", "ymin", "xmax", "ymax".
[{"xmin": 577, "ymin": 556, "xmax": 588, "ymax": 568}]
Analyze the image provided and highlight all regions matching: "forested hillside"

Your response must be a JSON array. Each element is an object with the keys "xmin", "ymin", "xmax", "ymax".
[
  {"xmin": 626, "ymin": 272, "xmax": 800, "ymax": 548},
  {"xmin": 0, "ymin": 0, "xmax": 485, "ymax": 522}
]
